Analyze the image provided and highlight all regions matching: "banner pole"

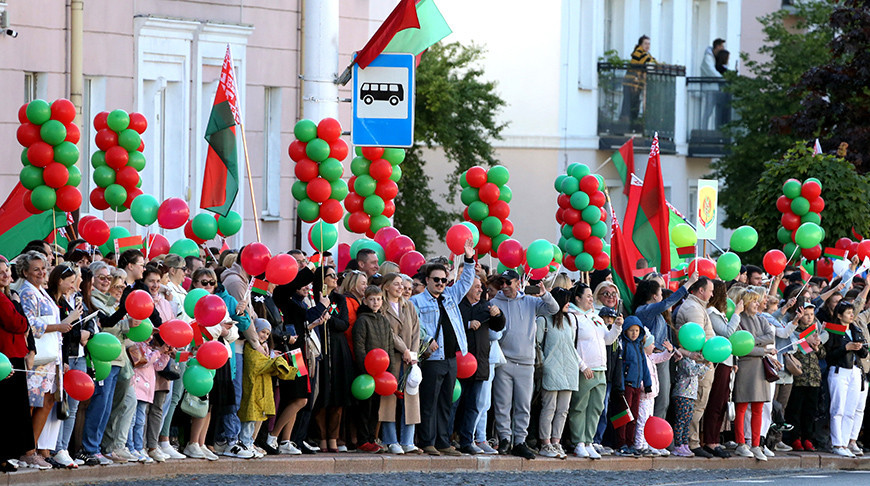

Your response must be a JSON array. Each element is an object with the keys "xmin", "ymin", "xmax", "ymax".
[{"xmin": 238, "ymin": 121, "xmax": 262, "ymax": 243}]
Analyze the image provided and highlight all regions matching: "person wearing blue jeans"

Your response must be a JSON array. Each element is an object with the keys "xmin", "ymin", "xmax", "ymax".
[
  {"xmin": 594, "ymin": 381, "xmax": 613, "ymax": 445},
  {"xmin": 55, "ymin": 356, "xmax": 86, "ymax": 458},
  {"xmin": 381, "ymin": 400, "xmax": 415, "ymax": 448},
  {"xmin": 81, "ymin": 365, "xmax": 120, "ymax": 462},
  {"xmin": 126, "ymin": 401, "xmax": 149, "ymax": 459}
]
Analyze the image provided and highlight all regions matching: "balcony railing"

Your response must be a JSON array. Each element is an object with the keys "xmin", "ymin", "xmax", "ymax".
[
  {"xmin": 597, "ymin": 62, "xmax": 685, "ymax": 154},
  {"xmin": 686, "ymin": 77, "xmax": 735, "ymax": 158}
]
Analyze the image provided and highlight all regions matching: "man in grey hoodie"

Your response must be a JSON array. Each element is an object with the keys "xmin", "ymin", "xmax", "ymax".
[{"xmin": 491, "ymin": 270, "xmax": 559, "ymax": 459}]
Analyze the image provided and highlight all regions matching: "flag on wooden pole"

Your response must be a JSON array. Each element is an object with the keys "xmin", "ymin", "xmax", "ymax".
[{"xmin": 201, "ymin": 45, "xmax": 240, "ymax": 217}]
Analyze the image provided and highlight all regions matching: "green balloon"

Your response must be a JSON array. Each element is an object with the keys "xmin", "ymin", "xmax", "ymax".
[
  {"xmin": 782, "ymin": 179, "xmax": 802, "ymax": 199},
  {"xmin": 389, "ymin": 165, "xmax": 403, "ymax": 182},
  {"xmin": 801, "ymin": 212, "xmax": 821, "ymax": 225},
  {"xmin": 31, "ymin": 185, "xmax": 56, "ymax": 211},
  {"xmin": 453, "ymin": 379, "xmax": 462, "ymax": 403},
  {"xmin": 566, "ymin": 238, "xmax": 583, "ymax": 256},
  {"xmin": 183, "ymin": 364, "xmax": 214, "ymax": 397},
  {"xmin": 169, "ymin": 238, "xmax": 200, "ymax": 259},
  {"xmin": 21, "ymin": 149, "xmax": 29, "ymax": 166},
  {"xmin": 492, "ymin": 234, "xmax": 509, "ymax": 252},
  {"xmin": 192, "ymin": 213, "xmax": 218, "ymax": 240},
  {"xmin": 678, "ymin": 322, "xmax": 706, "ymax": 352},
  {"xmin": 559, "ymin": 225, "xmax": 572, "ymax": 241},
  {"xmin": 93, "ymin": 360, "xmax": 111, "ymax": 381},
  {"xmin": 91, "ymin": 150, "xmax": 107, "ymax": 168},
  {"xmin": 217, "ymin": 210, "xmax": 242, "ymax": 236},
  {"xmin": 118, "ymin": 129, "xmax": 141, "ymax": 152},
  {"xmin": 291, "ymin": 180, "xmax": 308, "ymax": 201},
  {"xmin": 460, "ymin": 222, "xmax": 480, "ymax": 247},
  {"xmin": 370, "ymin": 215, "xmax": 391, "ymax": 234},
  {"xmin": 67, "ymin": 165, "xmax": 82, "ymax": 187},
  {"xmin": 127, "ymin": 318, "xmax": 154, "ymax": 343},
  {"xmin": 0, "ymin": 352, "xmax": 11, "ymax": 380},
  {"xmin": 460, "ymin": 173, "xmax": 469, "ymax": 189},
  {"xmin": 53, "ymin": 141, "xmax": 79, "ymax": 166},
  {"xmin": 93, "ymin": 166, "xmax": 116, "ymax": 187},
  {"xmin": 342, "ymin": 213, "xmax": 352, "ymax": 232},
  {"xmin": 790, "ymin": 196, "xmax": 810, "ymax": 216},
  {"xmin": 552, "ymin": 244, "xmax": 563, "ymax": 264},
  {"xmin": 310, "ymin": 221, "xmax": 338, "ymax": 252},
  {"xmin": 460, "ymin": 187, "xmax": 480, "ymax": 206},
  {"xmin": 783, "ymin": 242, "xmax": 797, "ymax": 260},
  {"xmin": 294, "ymin": 119, "xmax": 317, "ymax": 143},
  {"xmin": 702, "ymin": 336, "xmax": 733, "ymax": 364},
  {"xmin": 726, "ymin": 298, "xmax": 736, "ymax": 320},
  {"xmin": 99, "ymin": 226, "xmax": 131, "ymax": 255},
  {"xmin": 595, "ymin": 174, "xmax": 606, "ymax": 191},
  {"xmin": 581, "ymin": 205, "xmax": 601, "ymax": 224},
  {"xmin": 570, "ymin": 163, "xmax": 591, "ymax": 179},
  {"xmin": 716, "ymin": 252, "xmax": 741, "ymax": 281},
  {"xmin": 777, "ymin": 226, "xmax": 792, "ymax": 244},
  {"xmin": 104, "ymin": 184, "xmax": 127, "ymax": 207},
  {"xmin": 363, "ymin": 195, "xmax": 385, "ymax": 216},
  {"xmin": 354, "ymin": 146, "xmax": 364, "ymax": 157},
  {"xmin": 358, "ymin": 239, "xmax": 386, "ymax": 263},
  {"xmin": 87, "ymin": 332, "xmax": 122, "ymax": 362},
  {"xmin": 383, "ymin": 148, "xmax": 405, "ymax": 165},
  {"xmin": 570, "ymin": 191, "xmax": 590, "ymax": 210},
  {"xmin": 554, "ymin": 175, "xmax": 567, "ymax": 192},
  {"xmin": 330, "ymin": 179, "xmax": 349, "ymax": 200},
  {"xmin": 185, "ymin": 288, "xmax": 209, "ymax": 318},
  {"xmin": 671, "ymin": 223, "xmax": 698, "ymax": 247},
  {"xmin": 127, "ymin": 151, "xmax": 146, "ymax": 171},
  {"xmin": 795, "ymin": 222, "xmax": 823, "ymax": 249},
  {"xmin": 107, "ymin": 110, "xmax": 130, "ymax": 132},
  {"xmin": 20, "ymin": 166, "xmax": 44, "ymax": 190},
  {"xmin": 354, "ymin": 175, "xmax": 377, "ymax": 197},
  {"xmin": 487, "ymin": 166, "xmax": 510, "ymax": 186},
  {"xmin": 499, "ymin": 185, "xmax": 512, "ymax": 203},
  {"xmin": 297, "ymin": 198, "xmax": 320, "ymax": 222},
  {"xmin": 481, "ymin": 216, "xmax": 503, "ymax": 237},
  {"xmin": 527, "ymin": 239, "xmax": 555, "ymax": 269},
  {"xmin": 729, "ymin": 330, "xmax": 755, "ymax": 357},
  {"xmin": 130, "ymin": 194, "xmax": 159, "ymax": 226},
  {"xmin": 575, "ymin": 252, "xmax": 594, "ymax": 271},
  {"xmin": 730, "ymin": 226, "xmax": 758, "ymax": 252},
  {"xmin": 590, "ymin": 220, "xmax": 607, "ymax": 238},
  {"xmin": 351, "ymin": 374, "xmax": 375, "ymax": 400},
  {"xmin": 468, "ymin": 201, "xmax": 489, "ymax": 221},
  {"xmin": 350, "ymin": 156, "xmax": 371, "ymax": 176},
  {"xmin": 26, "ymin": 100, "xmax": 51, "ymax": 125},
  {"xmin": 349, "ymin": 238, "xmax": 371, "ymax": 259},
  {"xmin": 306, "ymin": 138, "xmax": 331, "ymax": 162},
  {"xmin": 560, "ymin": 176, "xmax": 580, "ymax": 195},
  {"xmin": 602, "ymin": 244, "xmax": 611, "ymax": 256}
]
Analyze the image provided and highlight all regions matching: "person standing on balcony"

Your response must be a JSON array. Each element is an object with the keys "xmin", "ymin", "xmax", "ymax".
[
  {"xmin": 701, "ymin": 39, "xmax": 725, "ymax": 77},
  {"xmin": 621, "ymin": 35, "xmax": 657, "ymax": 132},
  {"xmin": 700, "ymin": 39, "xmax": 726, "ymax": 129}
]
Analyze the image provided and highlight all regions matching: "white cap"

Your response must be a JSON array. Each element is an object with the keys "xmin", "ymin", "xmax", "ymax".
[{"xmin": 405, "ymin": 364, "xmax": 422, "ymax": 395}]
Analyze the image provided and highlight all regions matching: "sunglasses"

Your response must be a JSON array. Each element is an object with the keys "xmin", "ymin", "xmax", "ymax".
[
  {"xmin": 96, "ymin": 275, "xmax": 112, "ymax": 282},
  {"xmin": 325, "ymin": 274, "xmax": 337, "ymax": 279},
  {"xmin": 429, "ymin": 277, "xmax": 448, "ymax": 284},
  {"xmin": 198, "ymin": 279, "xmax": 216, "ymax": 286},
  {"xmin": 111, "ymin": 284, "xmax": 126, "ymax": 290},
  {"xmin": 601, "ymin": 291, "xmax": 618, "ymax": 298}
]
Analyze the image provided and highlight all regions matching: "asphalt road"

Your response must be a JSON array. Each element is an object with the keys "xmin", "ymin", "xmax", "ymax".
[{"xmin": 93, "ymin": 469, "xmax": 870, "ymax": 486}]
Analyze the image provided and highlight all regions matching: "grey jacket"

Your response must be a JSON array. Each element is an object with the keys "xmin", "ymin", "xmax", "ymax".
[{"xmin": 492, "ymin": 290, "xmax": 559, "ymax": 365}]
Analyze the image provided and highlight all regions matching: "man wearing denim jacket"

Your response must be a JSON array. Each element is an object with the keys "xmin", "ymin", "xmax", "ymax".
[{"xmin": 409, "ymin": 238, "xmax": 476, "ymax": 456}]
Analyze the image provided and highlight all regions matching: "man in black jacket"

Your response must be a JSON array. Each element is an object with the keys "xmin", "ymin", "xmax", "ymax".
[{"xmin": 455, "ymin": 276, "xmax": 505, "ymax": 454}]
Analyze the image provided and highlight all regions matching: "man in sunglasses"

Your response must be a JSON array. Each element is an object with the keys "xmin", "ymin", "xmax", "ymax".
[
  {"xmin": 409, "ymin": 237, "xmax": 476, "ymax": 457},
  {"xmin": 490, "ymin": 269, "xmax": 559, "ymax": 459}
]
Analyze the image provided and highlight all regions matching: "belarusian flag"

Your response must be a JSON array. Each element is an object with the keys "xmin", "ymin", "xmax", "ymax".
[
  {"xmin": 289, "ymin": 348, "xmax": 308, "ymax": 377},
  {"xmin": 116, "ymin": 235, "xmax": 144, "ymax": 253},
  {"xmin": 798, "ymin": 325, "xmax": 816, "ymax": 341},
  {"xmin": 797, "ymin": 339, "xmax": 813, "ymax": 354},
  {"xmin": 251, "ymin": 278, "xmax": 269, "ymax": 296},
  {"xmin": 200, "ymin": 45, "xmax": 241, "ymax": 217},
  {"xmin": 609, "ymin": 204, "xmax": 637, "ymax": 310},
  {"xmin": 670, "ymin": 267, "xmax": 688, "ymax": 281},
  {"xmin": 175, "ymin": 351, "xmax": 192, "ymax": 363},
  {"xmin": 625, "ymin": 134, "xmax": 671, "ymax": 273},
  {"xmin": 677, "ymin": 246, "xmax": 696, "ymax": 260},
  {"xmin": 0, "ymin": 183, "xmax": 62, "ymax": 259},
  {"xmin": 799, "ymin": 261, "xmax": 813, "ymax": 283},
  {"xmin": 354, "ymin": 0, "xmax": 419, "ymax": 69},
  {"xmin": 824, "ymin": 248, "xmax": 847, "ymax": 261},
  {"xmin": 825, "ymin": 322, "xmax": 847, "ymax": 335},
  {"xmin": 610, "ymin": 407, "xmax": 634, "ymax": 429},
  {"xmin": 612, "ymin": 138, "xmax": 635, "ymax": 195},
  {"xmin": 384, "ymin": 0, "xmax": 451, "ymax": 56}
]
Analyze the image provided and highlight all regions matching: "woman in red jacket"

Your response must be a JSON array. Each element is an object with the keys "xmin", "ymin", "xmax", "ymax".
[{"xmin": 0, "ymin": 257, "xmax": 34, "ymax": 471}]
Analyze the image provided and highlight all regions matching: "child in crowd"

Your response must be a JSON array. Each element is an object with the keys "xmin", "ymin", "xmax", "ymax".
[
  {"xmin": 352, "ymin": 286, "xmax": 393, "ymax": 452},
  {"xmin": 671, "ymin": 354, "xmax": 710, "ymax": 457},
  {"xmin": 617, "ymin": 316, "xmax": 652, "ymax": 454},
  {"xmin": 634, "ymin": 333, "xmax": 674, "ymax": 456},
  {"xmin": 128, "ymin": 335, "xmax": 172, "ymax": 463}
]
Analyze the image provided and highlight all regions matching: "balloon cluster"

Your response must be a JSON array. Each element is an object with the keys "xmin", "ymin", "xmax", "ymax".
[
  {"xmin": 776, "ymin": 178, "xmax": 825, "ymax": 260},
  {"xmin": 17, "ymin": 99, "xmax": 83, "ymax": 213},
  {"xmin": 344, "ymin": 147, "xmax": 405, "ymax": 236},
  {"xmin": 679, "ymin": 322, "xmax": 755, "ymax": 364},
  {"xmin": 89, "ymin": 110, "xmax": 148, "ymax": 212},
  {"xmin": 554, "ymin": 163, "xmax": 609, "ymax": 272},
  {"xmin": 338, "ymin": 227, "xmax": 424, "ymax": 276},
  {"xmin": 86, "ymin": 332, "xmax": 123, "ymax": 383},
  {"xmin": 289, "ymin": 118, "xmax": 350, "ymax": 224},
  {"xmin": 495, "ymin": 238, "xmax": 561, "ymax": 280},
  {"xmin": 351, "ymin": 349, "xmax": 397, "ymax": 400},
  {"xmin": 459, "ymin": 165, "xmax": 513, "ymax": 258}
]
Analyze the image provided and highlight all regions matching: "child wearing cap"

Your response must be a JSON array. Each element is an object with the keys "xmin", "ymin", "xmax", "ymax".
[
  {"xmin": 616, "ymin": 315, "xmax": 652, "ymax": 454},
  {"xmin": 634, "ymin": 332, "xmax": 674, "ymax": 456}
]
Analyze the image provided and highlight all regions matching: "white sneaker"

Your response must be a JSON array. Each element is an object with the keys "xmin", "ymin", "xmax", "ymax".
[
  {"xmin": 538, "ymin": 444, "xmax": 559, "ymax": 458},
  {"xmin": 834, "ymin": 446, "xmax": 855, "ymax": 458},
  {"xmin": 183, "ymin": 443, "xmax": 205, "ymax": 459},
  {"xmin": 224, "ymin": 442, "xmax": 254, "ymax": 459},
  {"xmin": 160, "ymin": 444, "xmax": 186, "ymax": 459},
  {"xmin": 278, "ymin": 441, "xmax": 302, "ymax": 455},
  {"xmin": 402, "ymin": 444, "xmax": 421, "ymax": 454},
  {"xmin": 849, "ymin": 443, "xmax": 864, "ymax": 456},
  {"xmin": 137, "ymin": 450, "xmax": 154, "ymax": 463},
  {"xmin": 585, "ymin": 444, "xmax": 601, "ymax": 460},
  {"xmin": 251, "ymin": 446, "xmax": 264, "ymax": 459},
  {"xmin": 655, "ymin": 448, "xmax": 670, "ymax": 457},
  {"xmin": 52, "ymin": 450, "xmax": 75, "ymax": 468},
  {"xmin": 148, "ymin": 448, "xmax": 166, "ymax": 462},
  {"xmin": 574, "ymin": 442, "xmax": 589, "ymax": 458},
  {"xmin": 762, "ymin": 445, "xmax": 775, "ymax": 457},
  {"xmin": 734, "ymin": 444, "xmax": 753, "ymax": 457},
  {"xmin": 555, "ymin": 443, "xmax": 567, "ymax": 459},
  {"xmin": 774, "ymin": 441, "xmax": 793, "ymax": 452},
  {"xmin": 750, "ymin": 446, "xmax": 768, "ymax": 461},
  {"xmin": 387, "ymin": 443, "xmax": 405, "ymax": 454},
  {"xmin": 337, "ymin": 445, "xmax": 348, "ymax": 452},
  {"xmin": 201, "ymin": 447, "xmax": 219, "ymax": 461}
]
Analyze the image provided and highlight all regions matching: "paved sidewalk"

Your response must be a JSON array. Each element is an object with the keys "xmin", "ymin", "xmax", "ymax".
[{"xmin": 4, "ymin": 452, "xmax": 870, "ymax": 486}]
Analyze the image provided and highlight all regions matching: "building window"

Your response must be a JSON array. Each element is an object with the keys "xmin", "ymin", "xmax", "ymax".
[
  {"xmin": 24, "ymin": 72, "xmax": 41, "ymax": 102},
  {"xmin": 262, "ymin": 87, "xmax": 282, "ymax": 219}
]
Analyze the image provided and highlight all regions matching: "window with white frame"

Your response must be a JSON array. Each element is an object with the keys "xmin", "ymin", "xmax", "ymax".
[{"xmin": 262, "ymin": 87, "xmax": 282, "ymax": 219}]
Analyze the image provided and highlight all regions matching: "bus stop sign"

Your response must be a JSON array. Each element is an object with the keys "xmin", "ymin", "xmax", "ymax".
[{"xmin": 352, "ymin": 53, "xmax": 415, "ymax": 148}]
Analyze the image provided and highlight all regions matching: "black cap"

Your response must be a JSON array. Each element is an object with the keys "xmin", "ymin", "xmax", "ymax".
[
  {"xmin": 599, "ymin": 306, "xmax": 619, "ymax": 318},
  {"xmin": 501, "ymin": 269, "xmax": 520, "ymax": 281}
]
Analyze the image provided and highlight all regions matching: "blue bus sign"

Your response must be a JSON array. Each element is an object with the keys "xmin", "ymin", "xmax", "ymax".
[{"xmin": 352, "ymin": 53, "xmax": 415, "ymax": 148}]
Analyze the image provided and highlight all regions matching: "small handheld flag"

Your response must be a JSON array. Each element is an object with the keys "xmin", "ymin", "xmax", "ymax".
[
  {"xmin": 825, "ymin": 322, "xmax": 847, "ymax": 336},
  {"xmin": 289, "ymin": 348, "xmax": 308, "ymax": 377}
]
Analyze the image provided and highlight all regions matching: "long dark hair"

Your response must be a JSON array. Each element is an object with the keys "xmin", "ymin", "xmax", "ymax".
[
  {"xmin": 47, "ymin": 264, "xmax": 77, "ymax": 302},
  {"xmin": 708, "ymin": 279, "xmax": 728, "ymax": 313},
  {"xmin": 80, "ymin": 267, "xmax": 94, "ymax": 309},
  {"xmin": 312, "ymin": 266, "xmax": 337, "ymax": 301},
  {"xmin": 550, "ymin": 288, "xmax": 571, "ymax": 329},
  {"xmin": 633, "ymin": 280, "xmax": 661, "ymax": 313}
]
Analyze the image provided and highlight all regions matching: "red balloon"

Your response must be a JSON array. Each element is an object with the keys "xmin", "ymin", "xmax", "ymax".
[
  {"xmin": 89, "ymin": 188, "xmax": 110, "ymax": 210},
  {"xmin": 446, "ymin": 225, "xmax": 472, "ymax": 255},
  {"xmin": 196, "ymin": 340, "xmax": 230, "ymax": 370},
  {"xmin": 147, "ymin": 233, "xmax": 170, "ymax": 258},
  {"xmin": 55, "ymin": 186, "xmax": 82, "ymax": 212},
  {"xmin": 374, "ymin": 371, "xmax": 398, "ymax": 396},
  {"xmin": 563, "ymin": 255, "xmax": 577, "ymax": 272},
  {"xmin": 78, "ymin": 215, "xmax": 97, "ymax": 230},
  {"xmin": 762, "ymin": 249, "xmax": 787, "ymax": 275},
  {"xmin": 93, "ymin": 111, "xmax": 109, "ymax": 131},
  {"xmin": 562, "ymin": 209, "xmax": 581, "ymax": 226},
  {"xmin": 160, "ymin": 319, "xmax": 194, "ymax": 348},
  {"xmin": 498, "ymin": 239, "xmax": 524, "ymax": 268},
  {"xmin": 523, "ymin": 264, "xmax": 548, "ymax": 280},
  {"xmin": 288, "ymin": 140, "xmax": 307, "ymax": 162},
  {"xmin": 382, "ymin": 199, "xmax": 396, "ymax": 218},
  {"xmin": 502, "ymin": 219, "xmax": 514, "ymax": 236},
  {"xmin": 836, "ymin": 237, "xmax": 853, "ymax": 250},
  {"xmin": 555, "ymin": 208, "xmax": 565, "ymax": 225},
  {"xmin": 137, "ymin": 140, "xmax": 145, "ymax": 152},
  {"xmin": 128, "ymin": 112, "xmax": 148, "ymax": 134},
  {"xmin": 95, "ymin": 128, "xmax": 118, "ymax": 151},
  {"xmin": 801, "ymin": 181, "xmax": 822, "ymax": 200},
  {"xmin": 317, "ymin": 118, "xmax": 342, "ymax": 142},
  {"xmin": 337, "ymin": 243, "xmax": 351, "ymax": 273},
  {"xmin": 489, "ymin": 200, "xmax": 510, "ymax": 220},
  {"xmin": 374, "ymin": 226, "xmax": 401, "ymax": 249},
  {"xmin": 589, "ymin": 190, "xmax": 606, "ymax": 208},
  {"xmin": 115, "ymin": 166, "xmax": 139, "ymax": 189},
  {"xmin": 241, "ymin": 242, "xmax": 272, "ymax": 276},
  {"xmin": 329, "ymin": 139, "xmax": 349, "ymax": 161},
  {"xmin": 17, "ymin": 104, "xmax": 28, "ymax": 124},
  {"xmin": 63, "ymin": 370, "xmax": 95, "ymax": 401},
  {"xmin": 462, "ymin": 207, "xmax": 471, "ymax": 222},
  {"xmin": 579, "ymin": 175, "xmax": 599, "ymax": 195},
  {"xmin": 802, "ymin": 245, "xmax": 822, "ymax": 261},
  {"xmin": 294, "ymin": 158, "xmax": 319, "ymax": 183},
  {"xmin": 22, "ymin": 191, "xmax": 40, "ymax": 215},
  {"xmin": 399, "ymin": 251, "xmax": 425, "ymax": 276},
  {"xmin": 781, "ymin": 212, "xmax": 801, "ymax": 231},
  {"xmin": 644, "ymin": 416, "xmax": 674, "ymax": 450},
  {"xmin": 850, "ymin": 242, "xmax": 860, "ymax": 258},
  {"xmin": 319, "ymin": 199, "xmax": 344, "ymax": 224},
  {"xmin": 369, "ymin": 159, "xmax": 393, "ymax": 181},
  {"xmin": 375, "ymin": 180, "xmax": 399, "ymax": 201},
  {"xmin": 17, "ymin": 123, "xmax": 41, "ymax": 147},
  {"xmin": 43, "ymin": 163, "xmax": 69, "ymax": 188},
  {"xmin": 124, "ymin": 188, "xmax": 143, "ymax": 209},
  {"xmin": 64, "ymin": 123, "xmax": 81, "ymax": 144},
  {"xmin": 465, "ymin": 166, "xmax": 487, "ymax": 188},
  {"xmin": 344, "ymin": 192, "xmax": 364, "ymax": 213},
  {"xmin": 266, "ymin": 254, "xmax": 299, "ymax": 285},
  {"xmin": 348, "ymin": 212, "xmax": 371, "ymax": 233},
  {"xmin": 809, "ymin": 197, "xmax": 825, "ymax": 213},
  {"xmin": 125, "ymin": 290, "xmax": 155, "ymax": 320},
  {"xmin": 50, "ymin": 99, "xmax": 77, "ymax": 124},
  {"xmin": 557, "ymin": 194, "xmax": 571, "ymax": 209},
  {"xmin": 584, "ymin": 237, "xmax": 604, "ymax": 256},
  {"xmin": 593, "ymin": 251, "xmax": 610, "ymax": 270},
  {"xmin": 816, "ymin": 257, "xmax": 834, "ymax": 281},
  {"xmin": 600, "ymin": 207, "xmax": 607, "ymax": 222},
  {"xmin": 365, "ymin": 348, "xmax": 390, "ymax": 375},
  {"xmin": 476, "ymin": 235, "xmax": 492, "ymax": 256},
  {"xmin": 386, "ymin": 235, "xmax": 415, "ymax": 263},
  {"xmin": 572, "ymin": 222, "xmax": 592, "ymax": 240},
  {"xmin": 105, "ymin": 146, "xmax": 128, "ymax": 169},
  {"xmin": 26, "ymin": 141, "xmax": 54, "ymax": 167},
  {"xmin": 184, "ymin": 220, "xmax": 207, "ymax": 245},
  {"xmin": 688, "ymin": 258, "xmax": 717, "ymax": 279},
  {"xmin": 361, "ymin": 147, "xmax": 384, "ymax": 161},
  {"xmin": 194, "ymin": 294, "xmax": 227, "ymax": 327},
  {"xmin": 83, "ymin": 218, "xmax": 110, "ymax": 246},
  {"xmin": 157, "ymin": 198, "xmax": 190, "ymax": 229},
  {"xmin": 306, "ymin": 177, "xmax": 332, "ymax": 203},
  {"xmin": 478, "ymin": 183, "xmax": 500, "ymax": 204},
  {"xmin": 858, "ymin": 240, "xmax": 870, "ymax": 262},
  {"xmin": 456, "ymin": 351, "xmax": 478, "ymax": 379}
]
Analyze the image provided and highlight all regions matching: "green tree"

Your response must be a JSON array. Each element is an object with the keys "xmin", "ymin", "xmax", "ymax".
[
  {"xmin": 745, "ymin": 143, "xmax": 870, "ymax": 263},
  {"xmin": 394, "ymin": 42, "xmax": 507, "ymax": 253},
  {"xmin": 711, "ymin": 1, "xmax": 834, "ymax": 228}
]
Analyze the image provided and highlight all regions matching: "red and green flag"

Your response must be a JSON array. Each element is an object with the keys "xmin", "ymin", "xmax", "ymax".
[
  {"xmin": 609, "ymin": 204, "xmax": 637, "ymax": 310},
  {"xmin": 175, "ymin": 351, "xmax": 192, "ymax": 363},
  {"xmin": 824, "ymin": 248, "xmax": 847, "ymax": 261},
  {"xmin": 384, "ymin": 0, "xmax": 451, "ymax": 57},
  {"xmin": 200, "ymin": 45, "xmax": 241, "ymax": 217},
  {"xmin": 612, "ymin": 138, "xmax": 635, "ymax": 195},
  {"xmin": 798, "ymin": 325, "xmax": 817, "ymax": 341},
  {"xmin": 251, "ymin": 278, "xmax": 269, "ymax": 296},
  {"xmin": 825, "ymin": 322, "xmax": 847, "ymax": 335},
  {"xmin": 116, "ymin": 235, "xmax": 144, "ymax": 254},
  {"xmin": 677, "ymin": 246, "xmax": 696, "ymax": 260},
  {"xmin": 797, "ymin": 339, "xmax": 813, "ymax": 354},
  {"xmin": 289, "ymin": 348, "xmax": 308, "ymax": 377},
  {"xmin": 670, "ymin": 267, "xmax": 689, "ymax": 281},
  {"xmin": 0, "ymin": 183, "xmax": 63, "ymax": 259},
  {"xmin": 610, "ymin": 407, "xmax": 634, "ymax": 429},
  {"xmin": 354, "ymin": 0, "xmax": 420, "ymax": 69},
  {"xmin": 624, "ymin": 134, "xmax": 671, "ymax": 273},
  {"xmin": 799, "ymin": 261, "xmax": 813, "ymax": 284}
]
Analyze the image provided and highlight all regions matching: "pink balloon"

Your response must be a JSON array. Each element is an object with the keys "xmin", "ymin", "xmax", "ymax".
[
  {"xmin": 497, "ymin": 239, "xmax": 524, "ymax": 268},
  {"xmin": 373, "ymin": 227, "xmax": 401, "ymax": 249},
  {"xmin": 399, "ymin": 251, "xmax": 426, "ymax": 276},
  {"xmin": 386, "ymin": 235, "xmax": 415, "ymax": 263},
  {"xmin": 157, "ymin": 198, "xmax": 189, "ymax": 229},
  {"xmin": 337, "ymin": 243, "xmax": 351, "ymax": 273},
  {"xmin": 194, "ymin": 294, "xmax": 227, "ymax": 327}
]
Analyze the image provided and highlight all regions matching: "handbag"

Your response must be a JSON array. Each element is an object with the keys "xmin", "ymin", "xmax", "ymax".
[
  {"xmin": 784, "ymin": 353, "xmax": 803, "ymax": 376},
  {"xmin": 33, "ymin": 318, "xmax": 59, "ymax": 366},
  {"xmin": 305, "ymin": 328, "xmax": 321, "ymax": 360},
  {"xmin": 157, "ymin": 359, "xmax": 181, "ymax": 380},
  {"xmin": 180, "ymin": 391, "xmax": 209, "ymax": 418},
  {"xmin": 127, "ymin": 344, "xmax": 147, "ymax": 368},
  {"xmin": 762, "ymin": 355, "xmax": 780, "ymax": 382},
  {"xmin": 56, "ymin": 372, "xmax": 69, "ymax": 420}
]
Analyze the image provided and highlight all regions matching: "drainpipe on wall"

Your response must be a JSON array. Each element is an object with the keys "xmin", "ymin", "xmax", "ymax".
[{"xmin": 70, "ymin": 0, "xmax": 83, "ymax": 223}]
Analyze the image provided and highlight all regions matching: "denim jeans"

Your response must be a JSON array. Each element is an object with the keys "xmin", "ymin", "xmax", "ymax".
[
  {"xmin": 381, "ymin": 401, "xmax": 416, "ymax": 447},
  {"xmin": 594, "ymin": 381, "xmax": 612, "ymax": 445},
  {"xmin": 127, "ymin": 401, "xmax": 148, "ymax": 452},
  {"xmin": 473, "ymin": 364, "xmax": 495, "ymax": 443},
  {"xmin": 160, "ymin": 362, "xmax": 186, "ymax": 437},
  {"xmin": 55, "ymin": 356, "xmax": 86, "ymax": 452},
  {"xmin": 81, "ymin": 365, "xmax": 120, "ymax": 454},
  {"xmin": 458, "ymin": 379, "xmax": 484, "ymax": 448},
  {"xmin": 216, "ymin": 353, "xmax": 243, "ymax": 444},
  {"xmin": 240, "ymin": 421, "xmax": 258, "ymax": 448}
]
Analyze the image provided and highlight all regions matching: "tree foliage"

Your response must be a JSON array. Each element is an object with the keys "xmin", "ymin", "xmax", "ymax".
[
  {"xmin": 394, "ymin": 42, "xmax": 507, "ymax": 253},
  {"xmin": 711, "ymin": 1, "xmax": 834, "ymax": 228},
  {"xmin": 745, "ymin": 143, "xmax": 870, "ymax": 263}
]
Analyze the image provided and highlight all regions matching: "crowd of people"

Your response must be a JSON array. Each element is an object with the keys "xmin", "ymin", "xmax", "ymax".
[{"xmin": 0, "ymin": 235, "xmax": 868, "ymax": 472}]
